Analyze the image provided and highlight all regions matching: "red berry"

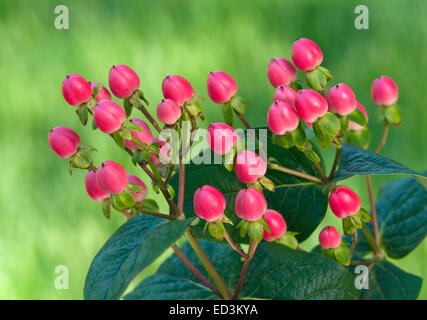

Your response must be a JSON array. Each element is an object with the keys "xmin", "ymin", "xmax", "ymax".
[
  {"xmin": 93, "ymin": 100, "xmax": 126, "ymax": 134},
  {"xmin": 207, "ymin": 71, "xmax": 238, "ymax": 104},
  {"xmin": 327, "ymin": 83, "xmax": 357, "ymax": 116},
  {"xmin": 162, "ymin": 75, "xmax": 195, "ymax": 106},
  {"xmin": 273, "ymin": 85, "xmax": 297, "ymax": 108},
  {"xmin": 348, "ymin": 102, "xmax": 368, "ymax": 131},
  {"xmin": 234, "ymin": 150, "xmax": 267, "ymax": 184},
  {"xmin": 156, "ymin": 99, "xmax": 182, "ymax": 125},
  {"xmin": 295, "ymin": 89, "xmax": 328, "ymax": 123},
  {"xmin": 267, "ymin": 101, "xmax": 300, "ymax": 135},
  {"xmin": 124, "ymin": 118, "xmax": 154, "ymax": 150},
  {"xmin": 193, "ymin": 185, "xmax": 226, "ymax": 222},
  {"xmin": 262, "ymin": 209, "xmax": 287, "ymax": 242},
  {"xmin": 96, "ymin": 160, "xmax": 128, "ymax": 194},
  {"xmin": 108, "ymin": 64, "xmax": 140, "ymax": 99},
  {"xmin": 267, "ymin": 58, "xmax": 297, "ymax": 88},
  {"xmin": 127, "ymin": 174, "xmax": 147, "ymax": 202},
  {"xmin": 85, "ymin": 171, "xmax": 109, "ymax": 202},
  {"xmin": 235, "ymin": 187, "xmax": 267, "ymax": 221},
  {"xmin": 90, "ymin": 82, "xmax": 112, "ymax": 101},
  {"xmin": 291, "ymin": 38, "xmax": 323, "ymax": 71},
  {"xmin": 371, "ymin": 76, "xmax": 398, "ymax": 106},
  {"xmin": 207, "ymin": 122, "xmax": 239, "ymax": 155},
  {"xmin": 62, "ymin": 74, "xmax": 91, "ymax": 106},
  {"xmin": 329, "ymin": 186, "xmax": 361, "ymax": 219},
  {"xmin": 48, "ymin": 126, "xmax": 80, "ymax": 158},
  {"xmin": 319, "ymin": 226, "xmax": 341, "ymax": 249}
]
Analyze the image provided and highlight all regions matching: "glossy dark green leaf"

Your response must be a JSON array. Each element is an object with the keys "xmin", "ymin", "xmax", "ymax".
[
  {"xmin": 126, "ymin": 241, "xmax": 358, "ymax": 300},
  {"xmin": 377, "ymin": 174, "xmax": 427, "ymax": 258},
  {"xmin": 84, "ymin": 215, "xmax": 192, "ymax": 300},
  {"xmin": 332, "ymin": 144, "xmax": 427, "ymax": 188},
  {"xmin": 360, "ymin": 260, "xmax": 422, "ymax": 300}
]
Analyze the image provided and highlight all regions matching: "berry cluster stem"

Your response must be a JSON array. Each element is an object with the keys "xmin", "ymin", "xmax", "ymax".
[
  {"xmin": 268, "ymin": 163, "xmax": 323, "ymax": 184},
  {"xmin": 223, "ymin": 229, "xmax": 249, "ymax": 259},
  {"xmin": 233, "ymin": 238, "xmax": 258, "ymax": 299}
]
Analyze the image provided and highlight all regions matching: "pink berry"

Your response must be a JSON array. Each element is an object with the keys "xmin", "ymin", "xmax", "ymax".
[
  {"xmin": 327, "ymin": 83, "xmax": 357, "ymax": 116},
  {"xmin": 193, "ymin": 185, "xmax": 226, "ymax": 222},
  {"xmin": 273, "ymin": 85, "xmax": 297, "ymax": 108},
  {"xmin": 348, "ymin": 102, "xmax": 368, "ymax": 131},
  {"xmin": 156, "ymin": 99, "xmax": 182, "ymax": 125},
  {"xmin": 267, "ymin": 58, "xmax": 297, "ymax": 88},
  {"xmin": 319, "ymin": 226, "xmax": 341, "ymax": 249},
  {"xmin": 235, "ymin": 187, "xmax": 267, "ymax": 221},
  {"xmin": 62, "ymin": 74, "xmax": 91, "ymax": 106},
  {"xmin": 93, "ymin": 100, "xmax": 126, "ymax": 134},
  {"xmin": 207, "ymin": 71, "xmax": 238, "ymax": 104},
  {"xmin": 150, "ymin": 137, "xmax": 170, "ymax": 165},
  {"xmin": 267, "ymin": 101, "xmax": 300, "ymax": 135},
  {"xmin": 207, "ymin": 122, "xmax": 239, "ymax": 155},
  {"xmin": 371, "ymin": 76, "xmax": 398, "ymax": 106},
  {"xmin": 291, "ymin": 38, "xmax": 323, "ymax": 72},
  {"xmin": 127, "ymin": 174, "xmax": 147, "ymax": 202},
  {"xmin": 85, "ymin": 171, "xmax": 109, "ymax": 202},
  {"xmin": 234, "ymin": 150, "xmax": 267, "ymax": 184},
  {"xmin": 162, "ymin": 75, "xmax": 195, "ymax": 106},
  {"xmin": 48, "ymin": 126, "xmax": 80, "ymax": 158},
  {"xmin": 329, "ymin": 186, "xmax": 361, "ymax": 219},
  {"xmin": 90, "ymin": 82, "xmax": 112, "ymax": 101},
  {"xmin": 262, "ymin": 209, "xmax": 287, "ymax": 242},
  {"xmin": 108, "ymin": 64, "xmax": 140, "ymax": 99},
  {"xmin": 96, "ymin": 160, "xmax": 128, "ymax": 194},
  {"xmin": 295, "ymin": 89, "xmax": 328, "ymax": 123},
  {"xmin": 124, "ymin": 118, "xmax": 154, "ymax": 150}
]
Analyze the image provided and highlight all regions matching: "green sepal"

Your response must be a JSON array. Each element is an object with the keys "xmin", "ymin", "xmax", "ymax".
[
  {"xmin": 274, "ymin": 231, "xmax": 299, "ymax": 250},
  {"xmin": 221, "ymin": 102, "xmax": 234, "ymax": 125},
  {"xmin": 304, "ymin": 148, "xmax": 321, "ymax": 163},
  {"xmin": 123, "ymin": 98, "xmax": 133, "ymax": 118},
  {"xmin": 339, "ymin": 115, "xmax": 349, "ymax": 132},
  {"xmin": 317, "ymin": 112, "xmax": 341, "ymax": 136},
  {"xmin": 126, "ymin": 182, "xmax": 142, "ymax": 194},
  {"xmin": 102, "ymin": 198, "xmax": 111, "ymax": 219},
  {"xmin": 123, "ymin": 119, "xmax": 142, "ymax": 131},
  {"xmin": 69, "ymin": 150, "xmax": 92, "ymax": 169},
  {"xmin": 347, "ymin": 128, "xmax": 372, "ymax": 149},
  {"xmin": 230, "ymin": 95, "xmax": 252, "ymax": 114},
  {"xmin": 384, "ymin": 104, "xmax": 401, "ymax": 126},
  {"xmin": 348, "ymin": 108, "xmax": 367, "ymax": 127},
  {"xmin": 76, "ymin": 104, "xmax": 89, "ymax": 126},
  {"xmin": 166, "ymin": 185, "xmax": 175, "ymax": 201},
  {"xmin": 111, "ymin": 132, "xmax": 125, "ymax": 149},
  {"xmin": 220, "ymin": 214, "xmax": 233, "ymax": 226},
  {"xmin": 237, "ymin": 220, "xmax": 249, "ymax": 238},
  {"xmin": 335, "ymin": 243, "xmax": 351, "ymax": 266},
  {"xmin": 184, "ymin": 100, "xmax": 204, "ymax": 120},
  {"xmin": 92, "ymin": 119, "xmax": 98, "ymax": 130},
  {"xmin": 259, "ymin": 176, "xmax": 275, "ymax": 191},
  {"xmin": 112, "ymin": 192, "xmax": 135, "ymax": 212},
  {"xmin": 357, "ymin": 208, "xmax": 371, "ymax": 222},
  {"xmin": 289, "ymin": 80, "xmax": 303, "ymax": 91},
  {"xmin": 321, "ymin": 248, "xmax": 336, "ymax": 260},
  {"xmin": 208, "ymin": 221, "xmax": 225, "ymax": 240},
  {"xmin": 258, "ymin": 217, "xmax": 270, "ymax": 234},
  {"xmin": 137, "ymin": 89, "xmax": 149, "ymax": 106},
  {"xmin": 140, "ymin": 198, "xmax": 160, "ymax": 211},
  {"xmin": 132, "ymin": 149, "xmax": 144, "ymax": 166},
  {"xmin": 247, "ymin": 221, "xmax": 264, "ymax": 243},
  {"xmin": 317, "ymin": 66, "xmax": 333, "ymax": 80},
  {"xmin": 342, "ymin": 217, "xmax": 357, "ymax": 235},
  {"xmin": 305, "ymin": 68, "xmax": 327, "ymax": 92},
  {"xmin": 90, "ymin": 84, "xmax": 103, "ymax": 99},
  {"xmin": 223, "ymin": 145, "xmax": 237, "ymax": 172},
  {"xmin": 271, "ymin": 132, "xmax": 294, "ymax": 149},
  {"xmin": 313, "ymin": 120, "xmax": 331, "ymax": 149},
  {"xmin": 292, "ymin": 124, "xmax": 308, "ymax": 148}
]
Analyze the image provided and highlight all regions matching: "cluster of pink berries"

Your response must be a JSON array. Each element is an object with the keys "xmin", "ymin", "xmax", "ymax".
[{"xmin": 193, "ymin": 185, "xmax": 287, "ymax": 243}]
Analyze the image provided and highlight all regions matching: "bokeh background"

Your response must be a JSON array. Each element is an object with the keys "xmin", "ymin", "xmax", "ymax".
[{"xmin": 0, "ymin": 0, "xmax": 426, "ymax": 299}]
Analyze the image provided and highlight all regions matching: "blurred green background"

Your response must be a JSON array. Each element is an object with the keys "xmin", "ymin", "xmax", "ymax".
[{"xmin": 0, "ymin": 0, "xmax": 426, "ymax": 299}]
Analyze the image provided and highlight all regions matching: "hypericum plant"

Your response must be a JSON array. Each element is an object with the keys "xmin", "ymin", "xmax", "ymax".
[{"xmin": 50, "ymin": 38, "xmax": 427, "ymax": 300}]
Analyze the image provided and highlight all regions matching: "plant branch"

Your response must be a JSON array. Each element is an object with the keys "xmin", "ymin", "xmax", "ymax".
[
  {"xmin": 223, "ymin": 229, "xmax": 249, "ymax": 259},
  {"xmin": 328, "ymin": 148, "xmax": 341, "ymax": 180},
  {"xmin": 178, "ymin": 153, "xmax": 185, "ymax": 215},
  {"xmin": 313, "ymin": 162, "xmax": 329, "ymax": 183},
  {"xmin": 134, "ymin": 204, "xmax": 176, "ymax": 220},
  {"xmin": 350, "ymin": 230, "xmax": 358, "ymax": 256},
  {"xmin": 235, "ymin": 111, "xmax": 252, "ymax": 130},
  {"xmin": 233, "ymin": 238, "xmax": 258, "ymax": 299},
  {"xmin": 171, "ymin": 244, "xmax": 223, "ymax": 299},
  {"xmin": 366, "ymin": 175, "xmax": 380, "ymax": 247},
  {"xmin": 185, "ymin": 229, "xmax": 232, "ymax": 300},
  {"xmin": 268, "ymin": 163, "xmax": 323, "ymax": 184},
  {"xmin": 361, "ymin": 223, "xmax": 383, "ymax": 258},
  {"xmin": 375, "ymin": 121, "xmax": 389, "ymax": 154},
  {"xmin": 134, "ymin": 99, "xmax": 162, "ymax": 133}
]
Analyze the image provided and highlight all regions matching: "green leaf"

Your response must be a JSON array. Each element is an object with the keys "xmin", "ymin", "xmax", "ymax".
[
  {"xmin": 384, "ymin": 105, "xmax": 401, "ymax": 125},
  {"xmin": 140, "ymin": 198, "xmax": 160, "ymax": 211},
  {"xmin": 221, "ymin": 102, "xmax": 234, "ymax": 125},
  {"xmin": 126, "ymin": 241, "xmax": 358, "ymax": 300},
  {"xmin": 332, "ymin": 144, "xmax": 427, "ymax": 188},
  {"xmin": 348, "ymin": 108, "xmax": 367, "ymax": 127},
  {"xmin": 170, "ymin": 129, "xmax": 328, "ymax": 243},
  {"xmin": 377, "ymin": 174, "xmax": 427, "ymax": 258},
  {"xmin": 84, "ymin": 216, "xmax": 192, "ymax": 300},
  {"xmin": 359, "ymin": 260, "xmax": 422, "ymax": 300}
]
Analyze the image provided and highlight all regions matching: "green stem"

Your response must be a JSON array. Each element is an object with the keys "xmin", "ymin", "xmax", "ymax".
[
  {"xmin": 185, "ymin": 229, "xmax": 232, "ymax": 300},
  {"xmin": 233, "ymin": 239, "xmax": 258, "ymax": 299},
  {"xmin": 361, "ymin": 223, "xmax": 384, "ymax": 258},
  {"xmin": 268, "ymin": 163, "xmax": 323, "ymax": 184},
  {"xmin": 328, "ymin": 148, "xmax": 341, "ymax": 180}
]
